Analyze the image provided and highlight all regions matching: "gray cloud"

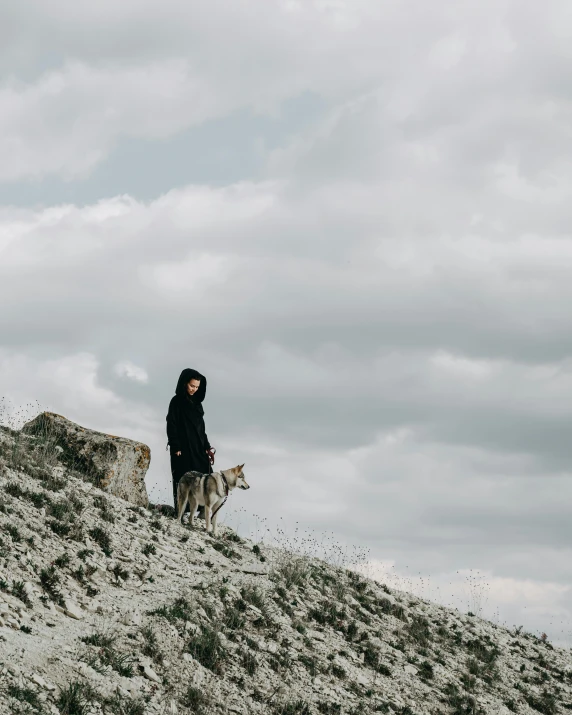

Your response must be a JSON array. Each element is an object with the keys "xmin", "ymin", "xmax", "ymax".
[{"xmin": 1, "ymin": 0, "xmax": 572, "ymax": 644}]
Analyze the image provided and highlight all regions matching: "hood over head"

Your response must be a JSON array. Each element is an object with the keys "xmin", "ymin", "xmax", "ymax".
[{"xmin": 175, "ymin": 368, "xmax": 207, "ymax": 403}]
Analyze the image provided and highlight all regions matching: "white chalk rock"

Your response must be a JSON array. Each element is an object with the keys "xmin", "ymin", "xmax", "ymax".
[
  {"xmin": 141, "ymin": 665, "xmax": 161, "ymax": 683},
  {"xmin": 63, "ymin": 600, "xmax": 84, "ymax": 620},
  {"xmin": 22, "ymin": 412, "xmax": 150, "ymax": 507},
  {"xmin": 121, "ymin": 608, "xmax": 142, "ymax": 626}
]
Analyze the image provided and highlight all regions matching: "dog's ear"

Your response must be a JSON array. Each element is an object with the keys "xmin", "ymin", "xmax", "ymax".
[{"xmin": 239, "ymin": 463, "xmax": 245, "ymax": 470}]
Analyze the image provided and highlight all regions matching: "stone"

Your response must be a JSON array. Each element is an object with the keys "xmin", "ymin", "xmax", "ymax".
[
  {"xmin": 308, "ymin": 630, "xmax": 326, "ymax": 642},
  {"xmin": 240, "ymin": 562, "xmax": 268, "ymax": 575},
  {"xmin": 120, "ymin": 608, "xmax": 142, "ymax": 626},
  {"xmin": 404, "ymin": 664, "xmax": 417, "ymax": 675},
  {"xmin": 63, "ymin": 600, "xmax": 84, "ymax": 620},
  {"xmin": 22, "ymin": 412, "xmax": 150, "ymax": 507},
  {"xmin": 184, "ymin": 621, "xmax": 200, "ymax": 635},
  {"xmin": 141, "ymin": 665, "xmax": 161, "ymax": 683},
  {"xmin": 23, "ymin": 582, "xmax": 35, "ymax": 597},
  {"xmin": 31, "ymin": 673, "xmax": 47, "ymax": 689}
]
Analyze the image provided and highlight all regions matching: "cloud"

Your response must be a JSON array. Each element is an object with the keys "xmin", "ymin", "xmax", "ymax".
[
  {"xmin": 2, "ymin": 0, "xmax": 572, "ymax": 645},
  {"xmin": 114, "ymin": 360, "xmax": 149, "ymax": 384},
  {"xmin": 7, "ymin": 0, "xmax": 571, "ymax": 184},
  {"xmin": 0, "ymin": 60, "xmax": 242, "ymax": 182}
]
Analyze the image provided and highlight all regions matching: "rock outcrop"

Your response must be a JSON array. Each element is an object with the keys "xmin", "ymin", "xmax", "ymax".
[{"xmin": 21, "ymin": 411, "xmax": 149, "ymax": 507}]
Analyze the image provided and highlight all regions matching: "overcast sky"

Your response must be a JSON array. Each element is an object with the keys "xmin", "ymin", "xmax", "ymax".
[{"xmin": 1, "ymin": 0, "xmax": 572, "ymax": 644}]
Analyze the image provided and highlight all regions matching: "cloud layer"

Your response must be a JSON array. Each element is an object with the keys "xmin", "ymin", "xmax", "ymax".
[{"xmin": 1, "ymin": 0, "xmax": 572, "ymax": 644}]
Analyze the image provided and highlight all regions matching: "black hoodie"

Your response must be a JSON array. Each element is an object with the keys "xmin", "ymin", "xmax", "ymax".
[{"xmin": 166, "ymin": 368, "xmax": 211, "ymax": 476}]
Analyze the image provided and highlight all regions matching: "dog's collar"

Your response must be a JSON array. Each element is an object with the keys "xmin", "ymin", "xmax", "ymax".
[
  {"xmin": 220, "ymin": 472, "xmax": 229, "ymax": 496},
  {"xmin": 211, "ymin": 472, "xmax": 230, "ymax": 520}
]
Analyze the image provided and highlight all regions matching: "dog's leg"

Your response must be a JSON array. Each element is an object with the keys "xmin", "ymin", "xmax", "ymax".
[
  {"xmin": 176, "ymin": 484, "xmax": 187, "ymax": 524},
  {"xmin": 204, "ymin": 500, "xmax": 212, "ymax": 533},
  {"xmin": 187, "ymin": 496, "xmax": 198, "ymax": 529},
  {"xmin": 211, "ymin": 500, "xmax": 222, "ymax": 536}
]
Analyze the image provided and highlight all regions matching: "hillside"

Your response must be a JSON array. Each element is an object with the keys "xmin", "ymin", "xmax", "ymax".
[{"xmin": 0, "ymin": 424, "xmax": 571, "ymax": 715}]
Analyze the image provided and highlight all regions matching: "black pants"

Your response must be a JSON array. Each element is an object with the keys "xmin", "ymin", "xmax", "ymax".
[{"xmin": 171, "ymin": 452, "xmax": 190, "ymax": 513}]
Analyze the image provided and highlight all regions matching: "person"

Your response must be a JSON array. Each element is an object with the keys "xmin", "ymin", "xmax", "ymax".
[{"xmin": 166, "ymin": 368, "xmax": 215, "ymax": 517}]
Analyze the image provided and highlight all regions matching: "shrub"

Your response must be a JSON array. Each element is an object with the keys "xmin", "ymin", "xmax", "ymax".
[
  {"xmin": 89, "ymin": 526, "xmax": 112, "ymax": 556},
  {"xmin": 48, "ymin": 519, "xmax": 71, "ymax": 537},
  {"xmin": 11, "ymin": 580, "xmax": 32, "ymax": 608},
  {"xmin": 345, "ymin": 621, "xmax": 359, "ymax": 641},
  {"xmin": 141, "ymin": 625, "xmax": 163, "ymax": 663},
  {"xmin": 82, "ymin": 633, "xmax": 135, "ymax": 677},
  {"xmin": 443, "ymin": 683, "xmax": 485, "ymax": 715},
  {"xmin": 3, "ymin": 482, "xmax": 26, "ymax": 499},
  {"xmin": 272, "ymin": 557, "xmax": 310, "ymax": 589},
  {"xmin": 211, "ymin": 539, "xmax": 241, "ymax": 560},
  {"xmin": 102, "ymin": 692, "xmax": 145, "ymax": 715},
  {"xmin": 240, "ymin": 584, "xmax": 266, "ymax": 610},
  {"xmin": 466, "ymin": 638, "xmax": 500, "ymax": 665},
  {"xmin": 181, "ymin": 685, "xmax": 208, "ymax": 714},
  {"xmin": 81, "ymin": 631, "xmax": 114, "ymax": 649},
  {"xmin": 241, "ymin": 650, "xmax": 258, "ymax": 675},
  {"xmin": 419, "ymin": 660, "xmax": 434, "ymax": 681},
  {"xmin": 317, "ymin": 704, "xmax": 342, "ymax": 715},
  {"xmin": 49, "ymin": 499, "xmax": 75, "ymax": 522},
  {"xmin": 93, "ymin": 495, "xmax": 115, "ymax": 523},
  {"xmin": 298, "ymin": 653, "xmax": 320, "ymax": 677},
  {"xmin": 39, "ymin": 565, "xmax": 64, "ymax": 606},
  {"xmin": 56, "ymin": 681, "xmax": 98, "ymax": 715},
  {"xmin": 524, "ymin": 690, "xmax": 558, "ymax": 715},
  {"xmin": 111, "ymin": 564, "xmax": 129, "ymax": 585},
  {"xmin": 330, "ymin": 663, "xmax": 347, "ymax": 679},
  {"xmin": 407, "ymin": 615, "xmax": 432, "ymax": 646},
  {"xmin": 6, "ymin": 683, "xmax": 43, "ymax": 710},
  {"xmin": 187, "ymin": 626, "xmax": 225, "ymax": 673},
  {"xmin": 274, "ymin": 701, "xmax": 311, "ymax": 715},
  {"xmin": 151, "ymin": 596, "xmax": 193, "ymax": 622},
  {"xmin": 309, "ymin": 600, "xmax": 346, "ymax": 629},
  {"xmin": 363, "ymin": 644, "xmax": 381, "ymax": 670},
  {"xmin": 224, "ymin": 601, "xmax": 246, "ymax": 631},
  {"xmin": 54, "ymin": 552, "xmax": 70, "ymax": 568},
  {"xmin": 3, "ymin": 524, "xmax": 22, "ymax": 542}
]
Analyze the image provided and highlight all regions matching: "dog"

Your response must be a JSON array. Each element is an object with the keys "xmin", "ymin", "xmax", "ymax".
[{"xmin": 176, "ymin": 464, "xmax": 249, "ymax": 535}]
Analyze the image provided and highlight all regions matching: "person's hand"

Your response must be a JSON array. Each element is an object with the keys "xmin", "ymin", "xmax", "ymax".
[
  {"xmin": 175, "ymin": 451, "xmax": 181, "ymax": 456},
  {"xmin": 206, "ymin": 448, "xmax": 216, "ymax": 465}
]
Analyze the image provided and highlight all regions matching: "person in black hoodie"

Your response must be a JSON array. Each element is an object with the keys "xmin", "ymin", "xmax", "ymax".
[{"xmin": 166, "ymin": 368, "xmax": 215, "ymax": 515}]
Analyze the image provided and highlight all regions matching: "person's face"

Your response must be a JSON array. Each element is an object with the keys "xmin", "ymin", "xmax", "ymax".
[{"xmin": 187, "ymin": 379, "xmax": 200, "ymax": 396}]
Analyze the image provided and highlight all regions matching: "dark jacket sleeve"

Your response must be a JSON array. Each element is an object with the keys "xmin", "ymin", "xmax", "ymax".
[
  {"xmin": 204, "ymin": 432, "xmax": 211, "ymax": 451},
  {"xmin": 166, "ymin": 398, "xmax": 181, "ymax": 451}
]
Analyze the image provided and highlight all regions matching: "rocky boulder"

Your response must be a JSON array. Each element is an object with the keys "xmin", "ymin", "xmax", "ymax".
[{"xmin": 22, "ymin": 411, "xmax": 150, "ymax": 507}]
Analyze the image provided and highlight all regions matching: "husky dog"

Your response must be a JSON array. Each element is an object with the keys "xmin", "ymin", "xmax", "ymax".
[{"xmin": 176, "ymin": 464, "xmax": 249, "ymax": 535}]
